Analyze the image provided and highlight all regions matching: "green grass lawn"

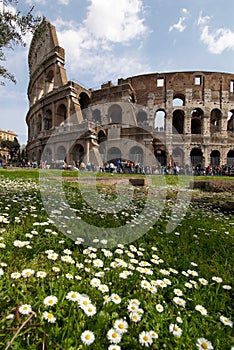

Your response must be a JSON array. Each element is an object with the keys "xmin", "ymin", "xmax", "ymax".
[{"xmin": 0, "ymin": 169, "xmax": 233, "ymax": 349}]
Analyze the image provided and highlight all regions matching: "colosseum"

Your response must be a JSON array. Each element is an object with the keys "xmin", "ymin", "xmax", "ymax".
[{"xmin": 26, "ymin": 19, "xmax": 234, "ymax": 171}]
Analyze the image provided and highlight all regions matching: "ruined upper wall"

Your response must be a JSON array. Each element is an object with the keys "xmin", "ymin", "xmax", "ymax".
[
  {"xmin": 119, "ymin": 71, "xmax": 234, "ymax": 106},
  {"xmin": 28, "ymin": 19, "xmax": 64, "ymax": 77}
]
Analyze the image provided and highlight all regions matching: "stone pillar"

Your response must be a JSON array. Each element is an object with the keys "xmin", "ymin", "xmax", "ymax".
[
  {"xmin": 86, "ymin": 139, "xmax": 90, "ymax": 163},
  {"xmin": 66, "ymin": 96, "xmax": 71, "ymax": 123},
  {"xmin": 52, "ymin": 102, "xmax": 56, "ymax": 127}
]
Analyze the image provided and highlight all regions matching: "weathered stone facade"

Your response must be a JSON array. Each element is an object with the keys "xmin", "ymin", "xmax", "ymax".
[{"xmin": 26, "ymin": 19, "xmax": 234, "ymax": 169}]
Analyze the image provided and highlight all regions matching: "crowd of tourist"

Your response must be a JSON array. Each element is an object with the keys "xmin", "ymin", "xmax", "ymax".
[{"xmin": 30, "ymin": 159, "xmax": 234, "ymax": 177}]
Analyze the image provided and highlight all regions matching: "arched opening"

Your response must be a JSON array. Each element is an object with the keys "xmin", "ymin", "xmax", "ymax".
[
  {"xmin": 129, "ymin": 146, "xmax": 143, "ymax": 164},
  {"xmin": 107, "ymin": 147, "xmax": 121, "ymax": 163},
  {"xmin": 44, "ymin": 148, "xmax": 52, "ymax": 164},
  {"xmin": 72, "ymin": 144, "xmax": 84, "ymax": 165},
  {"xmin": 191, "ymin": 108, "xmax": 203, "ymax": 134},
  {"xmin": 210, "ymin": 150, "xmax": 220, "ymax": 167},
  {"xmin": 98, "ymin": 131, "xmax": 107, "ymax": 161},
  {"xmin": 136, "ymin": 110, "xmax": 147, "ymax": 126},
  {"xmin": 173, "ymin": 109, "xmax": 184, "ymax": 134},
  {"xmin": 46, "ymin": 70, "xmax": 54, "ymax": 93},
  {"xmin": 38, "ymin": 76, "xmax": 44, "ymax": 100},
  {"xmin": 108, "ymin": 104, "xmax": 122, "ymax": 124},
  {"xmin": 173, "ymin": 94, "xmax": 185, "ymax": 107},
  {"xmin": 154, "ymin": 110, "xmax": 166, "ymax": 131},
  {"xmin": 44, "ymin": 109, "xmax": 52, "ymax": 130},
  {"xmin": 154, "ymin": 149, "xmax": 167, "ymax": 166},
  {"xmin": 31, "ymin": 118, "xmax": 35, "ymax": 138},
  {"xmin": 190, "ymin": 148, "xmax": 203, "ymax": 167},
  {"xmin": 227, "ymin": 110, "xmax": 234, "ymax": 132},
  {"xmin": 210, "ymin": 109, "xmax": 222, "ymax": 133},
  {"xmin": 79, "ymin": 92, "xmax": 90, "ymax": 120},
  {"xmin": 172, "ymin": 148, "xmax": 184, "ymax": 167},
  {"xmin": 57, "ymin": 146, "xmax": 66, "ymax": 162},
  {"xmin": 36, "ymin": 114, "xmax": 42, "ymax": 134},
  {"xmin": 56, "ymin": 104, "xmax": 67, "ymax": 126},
  {"xmin": 92, "ymin": 109, "xmax": 102, "ymax": 124},
  {"xmin": 227, "ymin": 150, "xmax": 234, "ymax": 165}
]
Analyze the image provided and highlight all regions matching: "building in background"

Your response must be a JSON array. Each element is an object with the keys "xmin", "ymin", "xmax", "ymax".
[
  {"xmin": 0, "ymin": 129, "xmax": 18, "ymax": 161},
  {"xmin": 26, "ymin": 19, "xmax": 234, "ymax": 170}
]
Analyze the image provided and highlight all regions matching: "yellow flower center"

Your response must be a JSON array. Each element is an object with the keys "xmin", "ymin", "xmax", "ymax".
[
  {"xmin": 85, "ymin": 334, "xmax": 91, "ymax": 340},
  {"xmin": 201, "ymin": 343, "xmax": 208, "ymax": 349},
  {"xmin": 118, "ymin": 324, "xmax": 124, "ymax": 329},
  {"xmin": 143, "ymin": 336, "xmax": 149, "ymax": 341},
  {"xmin": 112, "ymin": 333, "xmax": 118, "ymax": 338}
]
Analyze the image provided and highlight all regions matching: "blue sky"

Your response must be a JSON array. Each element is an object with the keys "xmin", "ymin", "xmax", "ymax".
[{"xmin": 1, "ymin": 0, "xmax": 234, "ymax": 144}]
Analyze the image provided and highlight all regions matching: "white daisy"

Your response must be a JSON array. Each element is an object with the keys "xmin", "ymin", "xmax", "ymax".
[
  {"xmin": 195, "ymin": 305, "xmax": 207, "ymax": 316},
  {"xmin": 220, "ymin": 315, "xmax": 233, "ymax": 327},
  {"xmin": 18, "ymin": 304, "xmax": 32, "ymax": 315},
  {"xmin": 44, "ymin": 295, "xmax": 58, "ymax": 307},
  {"xmin": 196, "ymin": 338, "xmax": 213, "ymax": 349},
  {"xmin": 66, "ymin": 291, "xmax": 81, "ymax": 302},
  {"xmin": 80, "ymin": 330, "xmax": 95, "ymax": 346},
  {"xmin": 107, "ymin": 328, "xmax": 122, "ymax": 344},
  {"xmin": 42, "ymin": 311, "xmax": 56, "ymax": 323},
  {"xmin": 169, "ymin": 324, "xmax": 182, "ymax": 337},
  {"xmin": 139, "ymin": 331, "xmax": 153, "ymax": 347},
  {"xmin": 156, "ymin": 304, "xmax": 164, "ymax": 313},
  {"xmin": 113, "ymin": 319, "xmax": 128, "ymax": 334}
]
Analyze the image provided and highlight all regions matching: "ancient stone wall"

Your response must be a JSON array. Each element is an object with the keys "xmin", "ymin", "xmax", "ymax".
[{"xmin": 26, "ymin": 20, "xmax": 234, "ymax": 170}]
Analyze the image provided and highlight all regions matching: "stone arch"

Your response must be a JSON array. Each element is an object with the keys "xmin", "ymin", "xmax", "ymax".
[
  {"xmin": 44, "ymin": 109, "xmax": 52, "ymax": 130},
  {"xmin": 44, "ymin": 147, "xmax": 52, "ymax": 164},
  {"xmin": 210, "ymin": 150, "xmax": 220, "ymax": 166},
  {"xmin": 129, "ymin": 146, "xmax": 143, "ymax": 164},
  {"xmin": 107, "ymin": 147, "xmax": 121, "ymax": 163},
  {"xmin": 227, "ymin": 110, "xmax": 234, "ymax": 131},
  {"xmin": 46, "ymin": 70, "xmax": 54, "ymax": 93},
  {"xmin": 172, "ymin": 147, "xmax": 184, "ymax": 166},
  {"xmin": 173, "ymin": 94, "xmax": 185, "ymax": 107},
  {"xmin": 108, "ymin": 104, "xmax": 122, "ymax": 124},
  {"xmin": 31, "ymin": 117, "xmax": 35, "ymax": 138},
  {"xmin": 173, "ymin": 109, "xmax": 184, "ymax": 134},
  {"xmin": 38, "ymin": 76, "xmax": 44, "ymax": 100},
  {"xmin": 227, "ymin": 150, "xmax": 234, "ymax": 165},
  {"xmin": 92, "ymin": 109, "xmax": 102, "ymax": 124},
  {"xmin": 36, "ymin": 114, "xmax": 42, "ymax": 134},
  {"xmin": 154, "ymin": 149, "xmax": 167, "ymax": 166},
  {"xmin": 210, "ymin": 108, "xmax": 222, "ymax": 133},
  {"xmin": 79, "ymin": 92, "xmax": 91, "ymax": 120},
  {"xmin": 98, "ymin": 130, "xmax": 107, "ymax": 160},
  {"xmin": 136, "ymin": 110, "xmax": 147, "ymax": 126},
  {"xmin": 72, "ymin": 144, "xmax": 84, "ymax": 165},
  {"xmin": 56, "ymin": 104, "xmax": 67, "ymax": 126},
  {"xmin": 154, "ymin": 109, "xmax": 166, "ymax": 131},
  {"xmin": 190, "ymin": 148, "xmax": 203, "ymax": 167},
  {"xmin": 191, "ymin": 108, "xmax": 203, "ymax": 134},
  {"xmin": 57, "ymin": 145, "xmax": 67, "ymax": 161},
  {"xmin": 32, "ymin": 85, "xmax": 37, "ymax": 105}
]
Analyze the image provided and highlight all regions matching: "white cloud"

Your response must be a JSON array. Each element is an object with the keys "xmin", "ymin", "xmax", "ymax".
[
  {"xmin": 84, "ymin": 0, "xmax": 148, "ymax": 43},
  {"xmin": 169, "ymin": 8, "xmax": 189, "ymax": 33},
  {"xmin": 25, "ymin": 0, "xmax": 46, "ymax": 5},
  {"xmin": 57, "ymin": 0, "xmax": 70, "ymax": 5},
  {"xmin": 198, "ymin": 12, "xmax": 234, "ymax": 54},
  {"xmin": 53, "ymin": 0, "xmax": 150, "ymax": 87}
]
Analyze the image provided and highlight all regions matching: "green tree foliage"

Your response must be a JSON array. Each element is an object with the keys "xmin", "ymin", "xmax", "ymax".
[
  {"xmin": 0, "ymin": 0, "xmax": 41, "ymax": 85},
  {"xmin": 1, "ymin": 137, "xmax": 20, "ymax": 161}
]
